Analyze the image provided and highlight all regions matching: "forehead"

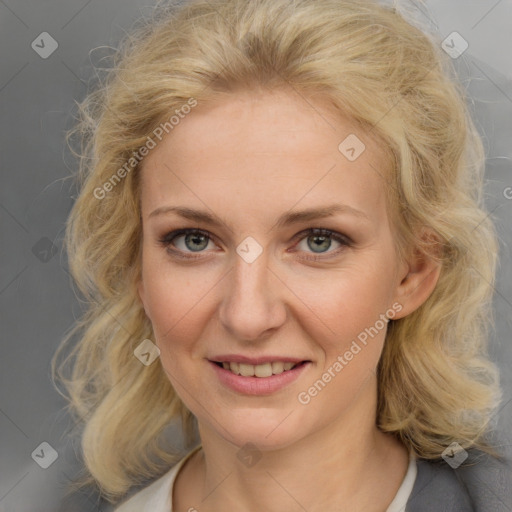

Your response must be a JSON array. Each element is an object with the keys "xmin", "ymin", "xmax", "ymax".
[{"xmin": 139, "ymin": 87, "xmax": 392, "ymax": 228}]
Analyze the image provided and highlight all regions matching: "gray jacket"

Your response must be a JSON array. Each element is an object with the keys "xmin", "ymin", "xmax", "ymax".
[{"xmin": 406, "ymin": 450, "xmax": 512, "ymax": 511}]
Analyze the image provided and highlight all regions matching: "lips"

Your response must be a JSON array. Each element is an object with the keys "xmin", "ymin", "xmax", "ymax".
[{"xmin": 209, "ymin": 359, "xmax": 311, "ymax": 395}]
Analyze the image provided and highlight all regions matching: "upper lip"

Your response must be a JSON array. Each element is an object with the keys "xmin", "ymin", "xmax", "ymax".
[{"xmin": 209, "ymin": 355, "xmax": 310, "ymax": 365}]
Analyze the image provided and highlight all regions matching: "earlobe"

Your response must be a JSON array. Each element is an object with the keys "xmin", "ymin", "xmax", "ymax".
[{"xmin": 392, "ymin": 232, "xmax": 443, "ymax": 319}]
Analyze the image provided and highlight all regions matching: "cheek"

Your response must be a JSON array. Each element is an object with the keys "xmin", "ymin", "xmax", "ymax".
[
  {"xmin": 293, "ymin": 271, "xmax": 393, "ymax": 413},
  {"xmin": 291, "ymin": 259, "xmax": 396, "ymax": 345},
  {"xmin": 140, "ymin": 254, "xmax": 219, "ymax": 350}
]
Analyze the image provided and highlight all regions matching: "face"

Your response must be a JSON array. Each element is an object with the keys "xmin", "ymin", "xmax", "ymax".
[{"xmin": 138, "ymin": 86, "xmax": 416, "ymax": 450}]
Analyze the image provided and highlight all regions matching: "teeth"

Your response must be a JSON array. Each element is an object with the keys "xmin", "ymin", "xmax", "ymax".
[
  {"xmin": 239, "ymin": 363, "xmax": 256, "ymax": 377},
  {"xmin": 255, "ymin": 363, "xmax": 272, "ymax": 377},
  {"xmin": 272, "ymin": 362, "xmax": 284, "ymax": 374},
  {"xmin": 219, "ymin": 361, "xmax": 300, "ymax": 377}
]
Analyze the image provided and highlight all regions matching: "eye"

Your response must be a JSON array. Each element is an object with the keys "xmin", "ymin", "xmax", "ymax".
[
  {"xmin": 158, "ymin": 227, "xmax": 352, "ymax": 260},
  {"xmin": 291, "ymin": 228, "xmax": 352, "ymax": 260},
  {"xmin": 158, "ymin": 228, "xmax": 217, "ymax": 259}
]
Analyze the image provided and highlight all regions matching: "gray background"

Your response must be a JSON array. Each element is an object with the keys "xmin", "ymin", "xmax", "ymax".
[{"xmin": 0, "ymin": 1, "xmax": 511, "ymax": 510}]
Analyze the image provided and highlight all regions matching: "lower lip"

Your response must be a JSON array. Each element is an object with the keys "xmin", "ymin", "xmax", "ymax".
[{"xmin": 209, "ymin": 360, "xmax": 311, "ymax": 395}]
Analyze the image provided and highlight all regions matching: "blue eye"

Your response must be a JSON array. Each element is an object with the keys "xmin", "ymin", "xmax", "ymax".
[
  {"xmin": 292, "ymin": 228, "xmax": 351, "ymax": 260},
  {"xmin": 158, "ymin": 227, "xmax": 352, "ymax": 261},
  {"xmin": 158, "ymin": 228, "xmax": 215, "ymax": 259}
]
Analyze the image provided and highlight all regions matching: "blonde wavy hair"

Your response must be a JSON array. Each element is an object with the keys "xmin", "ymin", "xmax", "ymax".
[{"xmin": 52, "ymin": 0, "xmax": 503, "ymax": 503}]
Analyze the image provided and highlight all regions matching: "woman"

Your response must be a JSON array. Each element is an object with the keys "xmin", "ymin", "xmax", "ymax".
[{"xmin": 52, "ymin": 0, "xmax": 511, "ymax": 510}]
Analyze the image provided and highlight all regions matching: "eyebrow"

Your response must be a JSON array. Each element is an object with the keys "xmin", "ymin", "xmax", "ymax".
[{"xmin": 148, "ymin": 204, "xmax": 369, "ymax": 230}]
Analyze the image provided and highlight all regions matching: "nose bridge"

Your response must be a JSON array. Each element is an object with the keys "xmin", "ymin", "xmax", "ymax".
[{"xmin": 218, "ymin": 242, "xmax": 284, "ymax": 340}]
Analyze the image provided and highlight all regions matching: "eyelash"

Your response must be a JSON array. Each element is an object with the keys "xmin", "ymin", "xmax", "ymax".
[{"xmin": 158, "ymin": 227, "xmax": 353, "ymax": 261}]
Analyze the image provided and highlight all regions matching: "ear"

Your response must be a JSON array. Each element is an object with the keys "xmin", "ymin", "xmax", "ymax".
[
  {"xmin": 392, "ymin": 229, "xmax": 442, "ymax": 320},
  {"xmin": 137, "ymin": 279, "xmax": 149, "ymax": 316}
]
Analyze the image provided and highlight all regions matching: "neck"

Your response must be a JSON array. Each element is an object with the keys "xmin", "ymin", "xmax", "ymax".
[{"xmin": 184, "ymin": 378, "xmax": 409, "ymax": 512}]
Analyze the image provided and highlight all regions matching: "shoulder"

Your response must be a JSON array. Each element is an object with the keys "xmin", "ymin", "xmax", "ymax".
[
  {"xmin": 406, "ymin": 448, "xmax": 512, "ymax": 512},
  {"xmin": 113, "ymin": 469, "xmax": 176, "ymax": 512},
  {"xmin": 113, "ymin": 445, "xmax": 202, "ymax": 512}
]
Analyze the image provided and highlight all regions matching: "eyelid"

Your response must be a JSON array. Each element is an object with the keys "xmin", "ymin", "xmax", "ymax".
[
  {"xmin": 159, "ymin": 227, "xmax": 212, "ymax": 245},
  {"xmin": 290, "ymin": 227, "xmax": 353, "ymax": 246}
]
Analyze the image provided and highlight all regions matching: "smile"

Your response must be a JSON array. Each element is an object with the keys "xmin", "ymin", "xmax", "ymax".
[{"xmin": 209, "ymin": 359, "xmax": 311, "ymax": 395}]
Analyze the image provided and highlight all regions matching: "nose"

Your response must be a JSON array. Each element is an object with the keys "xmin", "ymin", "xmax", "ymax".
[{"xmin": 217, "ymin": 246, "xmax": 287, "ymax": 342}]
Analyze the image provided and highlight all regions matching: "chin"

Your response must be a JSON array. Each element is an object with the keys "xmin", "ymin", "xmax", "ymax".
[{"xmin": 212, "ymin": 410, "xmax": 309, "ymax": 451}]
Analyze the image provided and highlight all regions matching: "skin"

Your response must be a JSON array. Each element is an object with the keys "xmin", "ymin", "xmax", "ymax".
[{"xmin": 137, "ymin": 86, "xmax": 441, "ymax": 512}]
